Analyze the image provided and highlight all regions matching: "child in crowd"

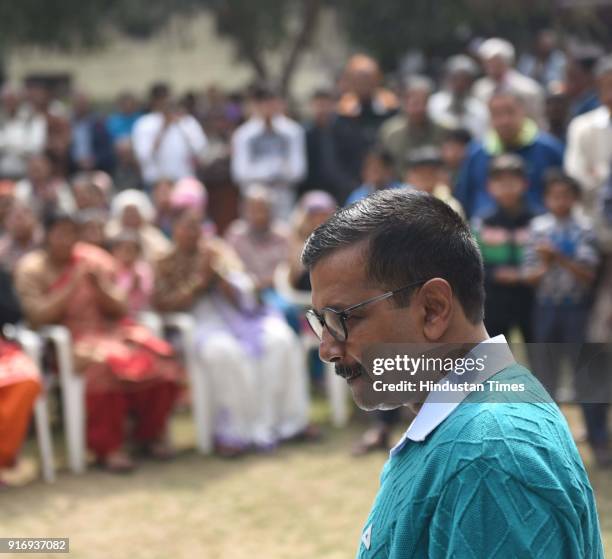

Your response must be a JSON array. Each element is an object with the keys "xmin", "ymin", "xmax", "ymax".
[
  {"xmin": 523, "ymin": 170, "xmax": 610, "ymax": 466},
  {"xmin": 472, "ymin": 154, "xmax": 535, "ymax": 341},
  {"xmin": 111, "ymin": 231, "xmax": 154, "ymax": 318},
  {"xmin": 345, "ymin": 148, "xmax": 401, "ymax": 205},
  {"xmin": 404, "ymin": 146, "xmax": 464, "ymax": 218},
  {"xmin": 524, "ymin": 170, "xmax": 599, "ymax": 343},
  {"xmin": 440, "ymin": 128, "xmax": 472, "ymax": 189}
]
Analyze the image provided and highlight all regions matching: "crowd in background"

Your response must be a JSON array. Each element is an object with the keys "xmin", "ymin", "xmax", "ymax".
[{"xmin": 1, "ymin": 30, "xmax": 612, "ymax": 484}]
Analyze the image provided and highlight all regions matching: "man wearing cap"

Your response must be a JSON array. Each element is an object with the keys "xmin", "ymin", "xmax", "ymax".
[
  {"xmin": 428, "ymin": 55, "xmax": 489, "ymax": 139},
  {"xmin": 474, "ymin": 38, "xmax": 546, "ymax": 127}
]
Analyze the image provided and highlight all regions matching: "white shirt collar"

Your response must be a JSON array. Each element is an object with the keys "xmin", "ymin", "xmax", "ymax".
[{"xmin": 389, "ymin": 335, "xmax": 513, "ymax": 456}]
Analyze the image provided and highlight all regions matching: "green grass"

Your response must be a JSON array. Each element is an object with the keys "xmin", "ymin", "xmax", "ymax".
[{"xmin": 0, "ymin": 402, "xmax": 610, "ymax": 559}]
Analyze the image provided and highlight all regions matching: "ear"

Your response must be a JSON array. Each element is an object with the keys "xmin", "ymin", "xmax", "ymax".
[{"xmin": 418, "ymin": 278, "xmax": 453, "ymax": 341}]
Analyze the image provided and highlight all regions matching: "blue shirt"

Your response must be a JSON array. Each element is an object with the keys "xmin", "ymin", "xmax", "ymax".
[{"xmin": 456, "ymin": 132, "xmax": 564, "ymax": 219}]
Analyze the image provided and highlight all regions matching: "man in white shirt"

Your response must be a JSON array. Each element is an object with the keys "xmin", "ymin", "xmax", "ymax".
[
  {"xmin": 565, "ymin": 55, "xmax": 612, "ymax": 240},
  {"xmin": 0, "ymin": 86, "xmax": 46, "ymax": 180},
  {"xmin": 132, "ymin": 83, "xmax": 208, "ymax": 189},
  {"xmin": 231, "ymin": 85, "xmax": 306, "ymax": 218},
  {"xmin": 473, "ymin": 38, "xmax": 546, "ymax": 127}
]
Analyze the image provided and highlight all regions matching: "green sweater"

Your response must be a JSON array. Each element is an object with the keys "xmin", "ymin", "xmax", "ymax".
[{"xmin": 356, "ymin": 365, "xmax": 604, "ymax": 558}]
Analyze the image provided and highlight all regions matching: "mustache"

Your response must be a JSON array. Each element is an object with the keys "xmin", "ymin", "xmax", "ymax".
[{"xmin": 335, "ymin": 362, "xmax": 368, "ymax": 380}]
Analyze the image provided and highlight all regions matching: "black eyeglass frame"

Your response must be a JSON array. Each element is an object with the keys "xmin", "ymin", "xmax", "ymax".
[{"xmin": 305, "ymin": 279, "xmax": 427, "ymax": 342}]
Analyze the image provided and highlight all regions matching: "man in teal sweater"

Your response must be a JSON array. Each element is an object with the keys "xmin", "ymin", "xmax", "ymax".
[{"xmin": 301, "ymin": 188, "xmax": 604, "ymax": 558}]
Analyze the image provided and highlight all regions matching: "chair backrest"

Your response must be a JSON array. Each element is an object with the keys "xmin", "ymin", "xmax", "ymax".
[{"xmin": 273, "ymin": 262, "xmax": 312, "ymax": 309}]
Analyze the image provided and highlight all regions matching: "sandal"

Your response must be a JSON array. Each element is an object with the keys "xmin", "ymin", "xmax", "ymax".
[{"xmin": 101, "ymin": 450, "xmax": 136, "ymax": 474}]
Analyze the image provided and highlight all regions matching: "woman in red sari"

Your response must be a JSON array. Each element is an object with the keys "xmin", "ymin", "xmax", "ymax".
[{"xmin": 15, "ymin": 211, "xmax": 182, "ymax": 472}]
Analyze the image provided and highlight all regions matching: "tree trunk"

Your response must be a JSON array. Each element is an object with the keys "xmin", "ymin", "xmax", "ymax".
[{"xmin": 279, "ymin": 0, "xmax": 321, "ymax": 96}]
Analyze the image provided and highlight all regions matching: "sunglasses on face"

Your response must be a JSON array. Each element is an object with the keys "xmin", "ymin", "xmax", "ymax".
[{"xmin": 306, "ymin": 280, "xmax": 427, "ymax": 343}]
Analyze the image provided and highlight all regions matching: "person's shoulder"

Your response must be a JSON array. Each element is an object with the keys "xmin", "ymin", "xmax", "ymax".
[
  {"xmin": 568, "ymin": 105, "xmax": 609, "ymax": 134},
  {"xmin": 436, "ymin": 366, "xmax": 576, "ymax": 460},
  {"xmin": 224, "ymin": 219, "xmax": 248, "ymax": 240},
  {"xmin": 133, "ymin": 112, "xmax": 159, "ymax": 129},
  {"xmin": 534, "ymin": 130, "xmax": 564, "ymax": 153},
  {"xmin": 530, "ymin": 212, "xmax": 555, "ymax": 231},
  {"xmin": 232, "ymin": 117, "xmax": 261, "ymax": 139},
  {"xmin": 379, "ymin": 113, "xmax": 407, "ymax": 137},
  {"xmin": 15, "ymin": 248, "xmax": 46, "ymax": 275},
  {"xmin": 464, "ymin": 139, "xmax": 487, "ymax": 160},
  {"xmin": 274, "ymin": 114, "xmax": 302, "ymax": 133},
  {"xmin": 510, "ymin": 69, "xmax": 543, "ymax": 94}
]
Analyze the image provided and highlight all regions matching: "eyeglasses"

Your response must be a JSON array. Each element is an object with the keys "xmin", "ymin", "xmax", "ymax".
[{"xmin": 305, "ymin": 280, "xmax": 427, "ymax": 343}]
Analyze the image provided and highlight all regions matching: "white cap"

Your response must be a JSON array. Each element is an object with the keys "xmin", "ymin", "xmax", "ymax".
[{"xmin": 478, "ymin": 38, "xmax": 515, "ymax": 64}]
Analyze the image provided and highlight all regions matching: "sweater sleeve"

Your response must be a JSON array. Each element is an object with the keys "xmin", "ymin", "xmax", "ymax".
[{"xmin": 427, "ymin": 458, "xmax": 603, "ymax": 559}]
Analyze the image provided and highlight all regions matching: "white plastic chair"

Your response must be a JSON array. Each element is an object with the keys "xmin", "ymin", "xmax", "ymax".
[
  {"xmin": 12, "ymin": 326, "xmax": 56, "ymax": 483},
  {"xmin": 38, "ymin": 325, "xmax": 86, "ymax": 474},
  {"xmin": 160, "ymin": 312, "xmax": 213, "ymax": 454},
  {"xmin": 273, "ymin": 263, "xmax": 349, "ymax": 427}
]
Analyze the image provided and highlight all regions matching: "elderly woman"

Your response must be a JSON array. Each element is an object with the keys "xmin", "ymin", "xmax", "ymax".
[
  {"xmin": 15, "ymin": 211, "xmax": 183, "ymax": 472},
  {"xmin": 153, "ymin": 178, "xmax": 314, "ymax": 456},
  {"xmin": 106, "ymin": 189, "xmax": 171, "ymax": 263}
]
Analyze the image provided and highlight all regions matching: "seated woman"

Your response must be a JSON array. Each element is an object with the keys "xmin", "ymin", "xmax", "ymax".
[
  {"xmin": 153, "ymin": 179, "xmax": 315, "ymax": 457},
  {"xmin": 0, "ymin": 265, "xmax": 42, "ymax": 487},
  {"xmin": 14, "ymin": 211, "xmax": 183, "ymax": 473}
]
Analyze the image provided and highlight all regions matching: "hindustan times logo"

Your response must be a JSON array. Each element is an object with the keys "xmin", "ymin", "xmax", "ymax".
[{"xmin": 371, "ymin": 355, "xmax": 487, "ymax": 376}]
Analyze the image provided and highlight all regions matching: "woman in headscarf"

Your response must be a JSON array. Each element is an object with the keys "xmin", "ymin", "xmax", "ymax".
[
  {"xmin": 153, "ymin": 177, "xmax": 314, "ymax": 457},
  {"xmin": 14, "ymin": 211, "xmax": 183, "ymax": 472},
  {"xmin": 106, "ymin": 189, "xmax": 171, "ymax": 263}
]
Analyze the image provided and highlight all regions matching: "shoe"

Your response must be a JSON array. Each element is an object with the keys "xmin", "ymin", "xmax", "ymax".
[{"xmin": 101, "ymin": 450, "xmax": 136, "ymax": 474}]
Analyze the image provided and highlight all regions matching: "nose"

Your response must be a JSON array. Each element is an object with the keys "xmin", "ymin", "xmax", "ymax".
[{"xmin": 318, "ymin": 328, "xmax": 345, "ymax": 364}]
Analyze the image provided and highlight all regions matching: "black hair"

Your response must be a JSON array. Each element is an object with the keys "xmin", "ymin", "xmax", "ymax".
[
  {"xmin": 42, "ymin": 209, "xmax": 76, "ymax": 234},
  {"xmin": 149, "ymin": 82, "xmax": 170, "ymax": 102},
  {"xmin": 366, "ymin": 147, "xmax": 395, "ymax": 169},
  {"xmin": 543, "ymin": 168, "xmax": 581, "ymax": 198},
  {"xmin": 569, "ymin": 45, "xmax": 604, "ymax": 75},
  {"xmin": 311, "ymin": 88, "xmax": 334, "ymax": 100},
  {"xmin": 442, "ymin": 128, "xmax": 473, "ymax": 146},
  {"xmin": 301, "ymin": 188, "xmax": 485, "ymax": 323}
]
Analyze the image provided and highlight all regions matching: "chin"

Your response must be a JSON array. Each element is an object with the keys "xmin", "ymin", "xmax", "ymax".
[{"xmin": 348, "ymin": 374, "xmax": 400, "ymax": 412}]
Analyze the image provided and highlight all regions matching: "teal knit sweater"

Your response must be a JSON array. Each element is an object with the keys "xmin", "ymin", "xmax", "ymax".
[{"xmin": 356, "ymin": 365, "xmax": 604, "ymax": 558}]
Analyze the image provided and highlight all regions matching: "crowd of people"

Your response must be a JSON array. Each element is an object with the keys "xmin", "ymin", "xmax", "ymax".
[{"xmin": 1, "ymin": 30, "xmax": 612, "ymax": 485}]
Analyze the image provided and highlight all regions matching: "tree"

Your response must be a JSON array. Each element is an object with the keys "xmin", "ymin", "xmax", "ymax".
[{"xmin": 0, "ymin": 0, "xmax": 322, "ymax": 95}]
